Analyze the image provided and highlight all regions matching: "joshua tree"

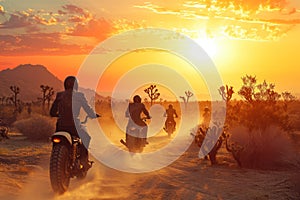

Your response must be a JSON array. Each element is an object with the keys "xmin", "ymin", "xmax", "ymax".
[
  {"xmin": 144, "ymin": 84, "xmax": 160, "ymax": 105},
  {"xmin": 40, "ymin": 85, "xmax": 55, "ymax": 109},
  {"xmin": 218, "ymin": 85, "xmax": 234, "ymax": 103},
  {"xmin": 46, "ymin": 87, "xmax": 55, "ymax": 108},
  {"xmin": 40, "ymin": 85, "xmax": 49, "ymax": 108},
  {"xmin": 238, "ymin": 75, "xmax": 256, "ymax": 103},
  {"xmin": 10, "ymin": 85, "xmax": 20, "ymax": 109},
  {"xmin": 159, "ymin": 98, "xmax": 163, "ymax": 105},
  {"xmin": 0, "ymin": 96, "xmax": 6, "ymax": 105},
  {"xmin": 180, "ymin": 90, "xmax": 194, "ymax": 109},
  {"xmin": 281, "ymin": 91, "xmax": 296, "ymax": 111}
]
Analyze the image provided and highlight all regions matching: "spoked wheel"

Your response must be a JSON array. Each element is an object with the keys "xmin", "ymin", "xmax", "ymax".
[{"xmin": 50, "ymin": 145, "xmax": 71, "ymax": 194}]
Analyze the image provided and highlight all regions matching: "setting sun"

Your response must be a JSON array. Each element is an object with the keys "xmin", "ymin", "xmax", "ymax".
[{"xmin": 194, "ymin": 37, "xmax": 218, "ymax": 57}]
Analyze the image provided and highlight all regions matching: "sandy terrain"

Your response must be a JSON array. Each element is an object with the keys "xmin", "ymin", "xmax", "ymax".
[{"xmin": 1, "ymin": 130, "xmax": 300, "ymax": 200}]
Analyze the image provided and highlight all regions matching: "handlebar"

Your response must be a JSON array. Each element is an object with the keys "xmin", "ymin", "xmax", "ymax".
[
  {"xmin": 81, "ymin": 116, "xmax": 89, "ymax": 124},
  {"xmin": 81, "ymin": 114, "xmax": 101, "ymax": 124}
]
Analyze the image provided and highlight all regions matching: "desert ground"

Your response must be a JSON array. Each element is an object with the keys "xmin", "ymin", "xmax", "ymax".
[{"xmin": 1, "ymin": 125, "xmax": 300, "ymax": 200}]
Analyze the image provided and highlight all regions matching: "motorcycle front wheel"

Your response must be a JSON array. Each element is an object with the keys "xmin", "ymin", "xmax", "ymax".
[{"xmin": 50, "ymin": 144, "xmax": 71, "ymax": 194}]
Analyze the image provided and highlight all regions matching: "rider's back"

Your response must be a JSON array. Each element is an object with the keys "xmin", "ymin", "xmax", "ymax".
[
  {"xmin": 166, "ymin": 108, "xmax": 177, "ymax": 119},
  {"xmin": 50, "ymin": 90, "xmax": 95, "ymax": 131},
  {"xmin": 127, "ymin": 102, "xmax": 149, "ymax": 126}
]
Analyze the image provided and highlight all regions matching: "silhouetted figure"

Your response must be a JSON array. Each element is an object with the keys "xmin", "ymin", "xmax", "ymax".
[
  {"xmin": 202, "ymin": 106, "xmax": 210, "ymax": 127},
  {"xmin": 50, "ymin": 76, "xmax": 98, "ymax": 169},
  {"xmin": 125, "ymin": 95, "xmax": 151, "ymax": 144},
  {"xmin": 164, "ymin": 104, "xmax": 178, "ymax": 130}
]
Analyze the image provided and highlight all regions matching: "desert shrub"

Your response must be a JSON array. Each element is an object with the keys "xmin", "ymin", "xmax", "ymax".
[
  {"xmin": 222, "ymin": 76, "xmax": 295, "ymax": 133},
  {"xmin": 288, "ymin": 100, "xmax": 300, "ymax": 131},
  {"xmin": 0, "ymin": 105, "xmax": 17, "ymax": 126},
  {"xmin": 13, "ymin": 114, "xmax": 55, "ymax": 141},
  {"xmin": 227, "ymin": 125, "xmax": 296, "ymax": 169}
]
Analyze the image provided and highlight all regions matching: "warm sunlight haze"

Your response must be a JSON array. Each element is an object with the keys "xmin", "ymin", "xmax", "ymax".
[{"xmin": 1, "ymin": 0, "xmax": 300, "ymax": 200}]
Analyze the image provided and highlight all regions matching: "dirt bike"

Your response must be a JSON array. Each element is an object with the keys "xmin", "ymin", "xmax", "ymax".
[
  {"xmin": 164, "ymin": 119, "xmax": 176, "ymax": 137},
  {"xmin": 49, "ymin": 116, "xmax": 97, "ymax": 194},
  {"xmin": 120, "ymin": 117, "xmax": 149, "ymax": 153}
]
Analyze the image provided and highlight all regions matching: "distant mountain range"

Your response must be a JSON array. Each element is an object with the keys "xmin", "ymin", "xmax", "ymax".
[{"xmin": 0, "ymin": 64, "xmax": 106, "ymax": 102}]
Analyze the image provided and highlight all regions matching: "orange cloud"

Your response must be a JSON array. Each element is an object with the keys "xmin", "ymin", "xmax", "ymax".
[
  {"xmin": 0, "ymin": 4, "xmax": 121, "ymax": 56},
  {"xmin": 135, "ymin": 0, "xmax": 300, "ymax": 41},
  {"xmin": 0, "ymin": 33, "xmax": 94, "ymax": 56},
  {"xmin": 67, "ymin": 18, "xmax": 114, "ymax": 41}
]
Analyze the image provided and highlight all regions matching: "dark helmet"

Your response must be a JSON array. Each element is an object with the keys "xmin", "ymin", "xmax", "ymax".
[
  {"xmin": 168, "ymin": 104, "xmax": 173, "ymax": 109},
  {"xmin": 133, "ymin": 95, "xmax": 141, "ymax": 103},
  {"xmin": 64, "ymin": 76, "xmax": 78, "ymax": 91}
]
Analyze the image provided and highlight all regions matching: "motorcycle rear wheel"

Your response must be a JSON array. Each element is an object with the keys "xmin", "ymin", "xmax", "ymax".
[
  {"xmin": 166, "ymin": 123, "xmax": 175, "ymax": 137},
  {"xmin": 50, "ymin": 145, "xmax": 71, "ymax": 194}
]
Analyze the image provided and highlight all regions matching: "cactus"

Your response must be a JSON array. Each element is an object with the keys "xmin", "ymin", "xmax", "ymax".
[
  {"xmin": 144, "ymin": 84, "xmax": 160, "ymax": 105},
  {"xmin": 192, "ymin": 124, "xmax": 227, "ymax": 165},
  {"xmin": 218, "ymin": 85, "xmax": 234, "ymax": 103},
  {"xmin": 180, "ymin": 90, "xmax": 194, "ymax": 109},
  {"xmin": 9, "ymin": 85, "xmax": 20, "ymax": 109},
  {"xmin": 40, "ymin": 85, "xmax": 55, "ymax": 109},
  {"xmin": 46, "ymin": 87, "xmax": 55, "ymax": 108}
]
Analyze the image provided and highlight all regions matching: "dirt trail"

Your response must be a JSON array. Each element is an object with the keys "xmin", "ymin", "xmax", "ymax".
[{"xmin": 1, "ymin": 133, "xmax": 300, "ymax": 200}]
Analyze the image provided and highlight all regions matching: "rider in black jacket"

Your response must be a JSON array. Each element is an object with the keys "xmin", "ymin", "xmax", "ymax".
[
  {"xmin": 50, "ymin": 76, "xmax": 99, "ymax": 169},
  {"xmin": 125, "ymin": 95, "xmax": 151, "ymax": 144}
]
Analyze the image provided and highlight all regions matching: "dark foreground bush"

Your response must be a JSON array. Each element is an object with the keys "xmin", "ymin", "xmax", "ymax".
[
  {"xmin": 13, "ymin": 114, "xmax": 55, "ymax": 141},
  {"xmin": 227, "ymin": 125, "xmax": 297, "ymax": 169}
]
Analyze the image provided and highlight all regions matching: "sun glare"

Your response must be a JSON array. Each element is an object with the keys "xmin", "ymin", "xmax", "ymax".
[{"xmin": 194, "ymin": 37, "xmax": 218, "ymax": 57}]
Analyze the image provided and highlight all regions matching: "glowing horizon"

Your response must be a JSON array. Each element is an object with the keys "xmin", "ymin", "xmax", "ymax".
[{"xmin": 0, "ymin": 0, "xmax": 300, "ymax": 98}]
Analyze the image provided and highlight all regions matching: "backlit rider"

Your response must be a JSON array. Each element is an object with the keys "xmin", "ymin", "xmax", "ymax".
[{"xmin": 125, "ymin": 95, "xmax": 151, "ymax": 145}]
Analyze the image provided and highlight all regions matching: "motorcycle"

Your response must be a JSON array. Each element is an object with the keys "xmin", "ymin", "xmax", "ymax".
[
  {"xmin": 120, "ymin": 117, "xmax": 149, "ymax": 153},
  {"xmin": 164, "ymin": 119, "xmax": 176, "ymax": 137},
  {"xmin": 49, "ymin": 116, "xmax": 95, "ymax": 194}
]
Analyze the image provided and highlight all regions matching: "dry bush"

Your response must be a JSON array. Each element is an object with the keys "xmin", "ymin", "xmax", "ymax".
[
  {"xmin": 0, "ymin": 105, "xmax": 17, "ymax": 126},
  {"xmin": 13, "ymin": 114, "xmax": 55, "ymax": 141},
  {"xmin": 228, "ymin": 125, "xmax": 297, "ymax": 169}
]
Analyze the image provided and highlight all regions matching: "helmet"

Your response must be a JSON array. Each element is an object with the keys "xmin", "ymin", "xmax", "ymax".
[
  {"xmin": 133, "ymin": 95, "xmax": 141, "ymax": 103},
  {"xmin": 64, "ymin": 76, "xmax": 78, "ymax": 91}
]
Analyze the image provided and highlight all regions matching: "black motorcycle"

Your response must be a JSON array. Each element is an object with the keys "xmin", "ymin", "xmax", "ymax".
[
  {"xmin": 164, "ymin": 119, "xmax": 176, "ymax": 137},
  {"xmin": 120, "ymin": 117, "xmax": 149, "ymax": 153},
  {"xmin": 49, "ymin": 116, "xmax": 95, "ymax": 194}
]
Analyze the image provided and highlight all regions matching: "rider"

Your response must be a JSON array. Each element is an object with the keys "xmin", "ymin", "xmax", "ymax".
[
  {"xmin": 125, "ymin": 95, "xmax": 151, "ymax": 145},
  {"xmin": 164, "ymin": 104, "xmax": 178, "ymax": 131},
  {"xmin": 202, "ymin": 106, "xmax": 210, "ymax": 128},
  {"xmin": 50, "ymin": 76, "xmax": 99, "ymax": 170}
]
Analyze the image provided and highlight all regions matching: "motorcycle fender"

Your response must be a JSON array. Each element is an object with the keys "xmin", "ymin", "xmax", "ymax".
[{"xmin": 52, "ymin": 131, "xmax": 72, "ymax": 145}]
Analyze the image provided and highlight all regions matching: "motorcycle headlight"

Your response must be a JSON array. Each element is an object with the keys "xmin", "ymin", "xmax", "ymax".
[{"xmin": 52, "ymin": 137, "xmax": 61, "ymax": 143}]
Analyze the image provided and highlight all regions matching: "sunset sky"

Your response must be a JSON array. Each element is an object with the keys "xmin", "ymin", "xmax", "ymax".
[{"xmin": 0, "ymin": 0, "xmax": 300, "ymax": 99}]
